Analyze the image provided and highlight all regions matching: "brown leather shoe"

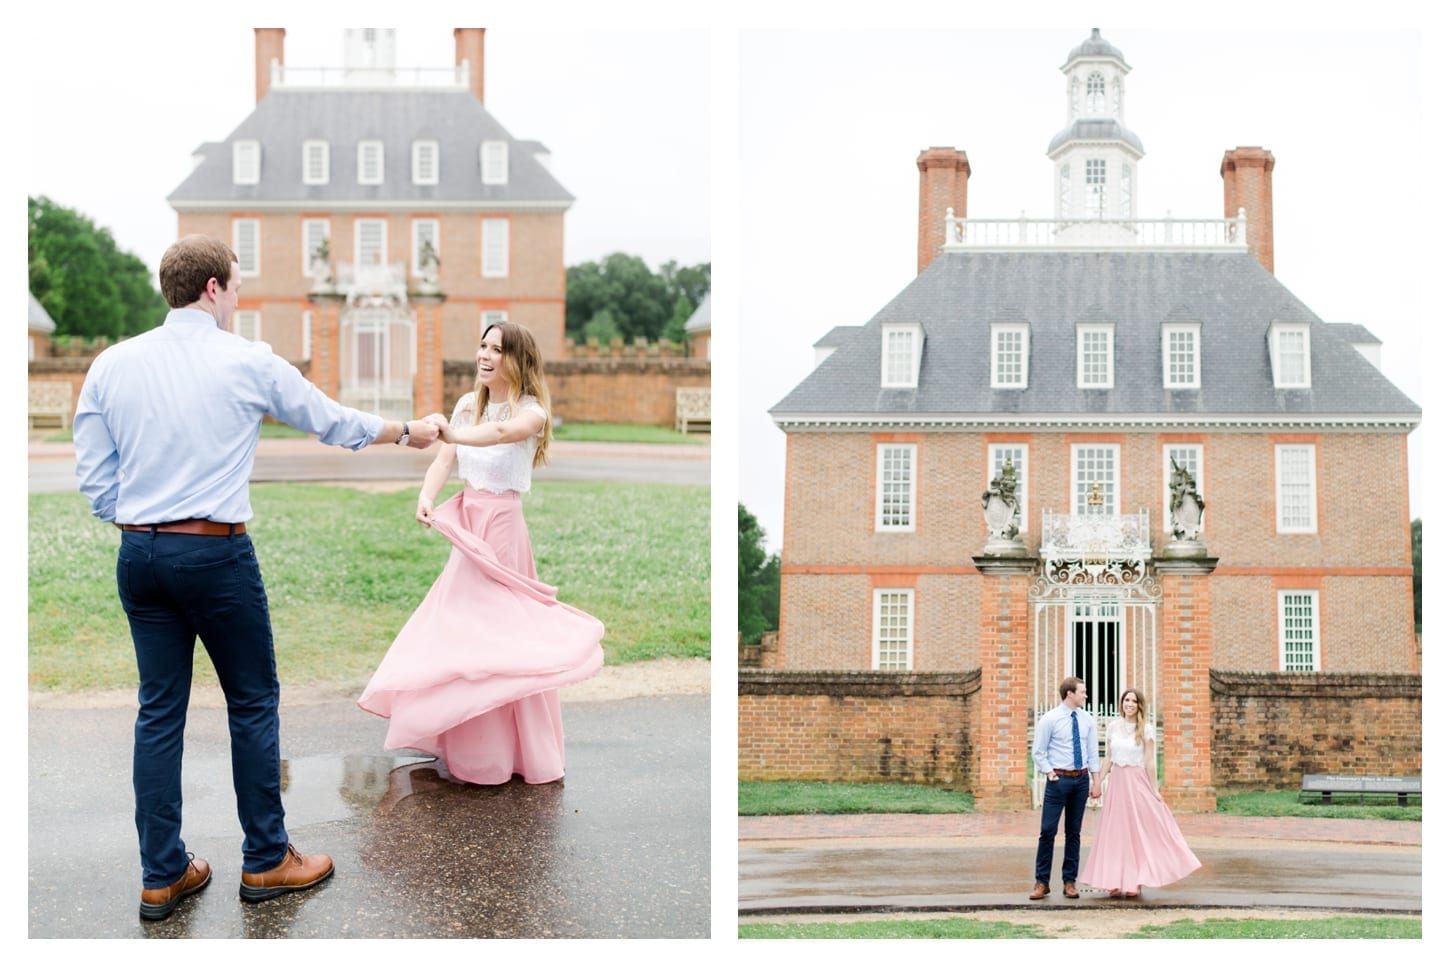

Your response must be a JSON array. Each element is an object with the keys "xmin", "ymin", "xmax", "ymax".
[
  {"xmin": 239, "ymin": 843, "xmax": 334, "ymax": 902},
  {"xmin": 139, "ymin": 854, "xmax": 212, "ymax": 921},
  {"xmin": 1063, "ymin": 881, "xmax": 1080, "ymax": 898},
  {"xmin": 1029, "ymin": 882, "xmax": 1049, "ymax": 900}
]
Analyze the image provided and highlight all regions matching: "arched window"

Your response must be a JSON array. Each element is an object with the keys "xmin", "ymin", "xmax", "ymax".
[{"xmin": 1087, "ymin": 72, "xmax": 1105, "ymax": 114}]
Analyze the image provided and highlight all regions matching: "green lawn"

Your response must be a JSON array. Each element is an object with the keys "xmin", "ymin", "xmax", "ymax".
[
  {"xmin": 737, "ymin": 915, "xmax": 1420, "ymax": 940},
  {"xmin": 28, "ymin": 480, "xmax": 708, "ymax": 691},
  {"xmin": 40, "ymin": 421, "xmax": 706, "ymax": 445},
  {"xmin": 737, "ymin": 782, "xmax": 1418, "ymax": 822}
]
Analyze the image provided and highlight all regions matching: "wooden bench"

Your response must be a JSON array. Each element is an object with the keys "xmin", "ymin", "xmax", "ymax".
[
  {"xmin": 28, "ymin": 379, "xmax": 73, "ymax": 430},
  {"xmin": 1299, "ymin": 774, "xmax": 1421, "ymax": 806},
  {"xmin": 675, "ymin": 386, "xmax": 711, "ymax": 434}
]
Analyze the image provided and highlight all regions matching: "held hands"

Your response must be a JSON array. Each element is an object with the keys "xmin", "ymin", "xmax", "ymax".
[
  {"xmin": 404, "ymin": 414, "xmax": 447, "ymax": 449},
  {"xmin": 421, "ymin": 412, "xmax": 452, "ymax": 444}
]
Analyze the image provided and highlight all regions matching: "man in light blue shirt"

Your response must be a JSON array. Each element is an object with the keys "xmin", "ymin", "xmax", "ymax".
[
  {"xmin": 73, "ymin": 234, "xmax": 444, "ymax": 921},
  {"xmin": 1029, "ymin": 676, "xmax": 1101, "ymax": 899}
]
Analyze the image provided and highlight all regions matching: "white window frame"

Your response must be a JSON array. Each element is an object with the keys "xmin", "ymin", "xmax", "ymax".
[
  {"xmin": 357, "ymin": 140, "xmax": 384, "ymax": 185},
  {"xmin": 1275, "ymin": 443, "xmax": 1318, "ymax": 533},
  {"xmin": 301, "ymin": 219, "xmax": 330, "ymax": 277},
  {"xmin": 1163, "ymin": 444, "xmax": 1205, "ymax": 534},
  {"xmin": 232, "ymin": 140, "xmax": 260, "ymax": 185},
  {"xmin": 302, "ymin": 140, "xmax": 329, "ymax": 185},
  {"xmin": 482, "ymin": 140, "xmax": 509, "ymax": 185},
  {"xmin": 480, "ymin": 310, "xmax": 509, "ymax": 334},
  {"xmin": 880, "ymin": 323, "xmax": 923, "ymax": 389},
  {"xmin": 872, "ymin": 588, "xmax": 915, "ymax": 671},
  {"xmin": 990, "ymin": 324, "xmax": 1030, "ymax": 388},
  {"xmin": 1085, "ymin": 158, "xmax": 1107, "ymax": 216},
  {"xmin": 1162, "ymin": 323, "xmax": 1201, "ymax": 388},
  {"xmin": 1278, "ymin": 590, "xmax": 1320, "ymax": 671},
  {"xmin": 875, "ymin": 442, "xmax": 917, "ymax": 532},
  {"xmin": 988, "ymin": 443, "xmax": 1029, "ymax": 525},
  {"xmin": 1072, "ymin": 443, "xmax": 1119, "ymax": 515},
  {"xmin": 355, "ymin": 218, "xmax": 387, "ymax": 268},
  {"xmin": 411, "ymin": 219, "xmax": 440, "ymax": 277},
  {"xmin": 301, "ymin": 310, "xmax": 312, "ymax": 360},
  {"xmin": 412, "ymin": 139, "xmax": 439, "ymax": 186},
  {"xmin": 1270, "ymin": 322, "xmax": 1311, "ymax": 388},
  {"xmin": 1077, "ymin": 324, "xmax": 1114, "ymax": 388},
  {"xmin": 481, "ymin": 218, "xmax": 509, "ymax": 278},
  {"xmin": 233, "ymin": 219, "xmax": 260, "ymax": 277},
  {"xmin": 233, "ymin": 310, "xmax": 261, "ymax": 342}
]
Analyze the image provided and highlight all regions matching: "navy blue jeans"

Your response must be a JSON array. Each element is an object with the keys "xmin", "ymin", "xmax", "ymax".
[
  {"xmin": 117, "ymin": 530, "xmax": 288, "ymax": 888},
  {"xmin": 1034, "ymin": 772, "xmax": 1090, "ymax": 885}
]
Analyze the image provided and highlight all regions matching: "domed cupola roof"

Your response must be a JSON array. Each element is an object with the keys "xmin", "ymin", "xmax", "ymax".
[
  {"xmin": 1048, "ymin": 118, "xmax": 1144, "ymax": 157},
  {"xmin": 1062, "ymin": 27, "xmax": 1127, "ymax": 69}
]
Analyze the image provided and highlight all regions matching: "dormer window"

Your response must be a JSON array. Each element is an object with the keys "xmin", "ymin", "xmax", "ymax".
[
  {"xmin": 412, "ymin": 140, "xmax": 439, "ymax": 186},
  {"xmin": 482, "ymin": 141, "xmax": 508, "ymax": 185},
  {"xmin": 302, "ymin": 140, "xmax": 329, "ymax": 185},
  {"xmin": 880, "ymin": 323, "xmax": 924, "ymax": 388},
  {"xmin": 358, "ymin": 140, "xmax": 384, "ymax": 185},
  {"xmin": 990, "ymin": 323, "xmax": 1030, "ymax": 388},
  {"xmin": 1162, "ymin": 323, "xmax": 1201, "ymax": 388},
  {"xmin": 1077, "ymin": 324, "xmax": 1114, "ymax": 388},
  {"xmin": 1270, "ymin": 322, "xmax": 1311, "ymax": 388},
  {"xmin": 233, "ymin": 140, "xmax": 260, "ymax": 185}
]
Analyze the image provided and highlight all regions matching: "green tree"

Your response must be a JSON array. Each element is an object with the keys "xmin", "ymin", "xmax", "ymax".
[
  {"xmin": 662, "ymin": 293, "xmax": 693, "ymax": 345},
  {"xmin": 1412, "ymin": 518, "xmax": 1421, "ymax": 633},
  {"xmin": 28, "ymin": 195, "xmax": 167, "ymax": 340},
  {"xmin": 565, "ymin": 253, "xmax": 710, "ymax": 344},
  {"xmin": 739, "ymin": 503, "xmax": 781, "ymax": 645},
  {"xmin": 582, "ymin": 307, "xmax": 623, "ymax": 345}
]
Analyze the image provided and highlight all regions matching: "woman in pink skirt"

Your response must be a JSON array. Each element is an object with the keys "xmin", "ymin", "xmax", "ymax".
[
  {"xmin": 1080, "ymin": 687, "xmax": 1201, "ymax": 897},
  {"xmin": 358, "ymin": 321, "xmax": 604, "ymax": 784}
]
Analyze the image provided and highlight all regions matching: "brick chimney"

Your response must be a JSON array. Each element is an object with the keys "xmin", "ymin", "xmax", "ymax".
[
  {"xmin": 455, "ymin": 28, "xmax": 485, "ymax": 104},
  {"xmin": 255, "ymin": 28, "xmax": 285, "ymax": 103},
  {"xmin": 917, "ymin": 147, "xmax": 970, "ymax": 273},
  {"xmin": 1220, "ymin": 146, "xmax": 1275, "ymax": 274}
]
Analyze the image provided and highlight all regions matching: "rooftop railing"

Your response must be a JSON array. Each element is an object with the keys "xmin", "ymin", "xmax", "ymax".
[
  {"xmin": 943, "ymin": 208, "xmax": 1248, "ymax": 251},
  {"xmin": 270, "ymin": 61, "xmax": 471, "ymax": 90}
]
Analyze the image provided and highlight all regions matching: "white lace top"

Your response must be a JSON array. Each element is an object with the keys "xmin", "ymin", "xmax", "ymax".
[
  {"xmin": 450, "ymin": 392, "xmax": 547, "ymax": 494},
  {"xmin": 1105, "ymin": 718, "xmax": 1154, "ymax": 767}
]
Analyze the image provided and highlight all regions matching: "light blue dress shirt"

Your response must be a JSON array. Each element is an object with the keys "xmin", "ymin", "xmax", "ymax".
[
  {"xmin": 1032, "ymin": 703, "xmax": 1101, "ymax": 775},
  {"xmin": 74, "ymin": 308, "xmax": 385, "ymax": 524}
]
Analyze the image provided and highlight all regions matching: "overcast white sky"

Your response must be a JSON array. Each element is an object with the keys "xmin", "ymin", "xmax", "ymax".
[
  {"xmin": 23, "ymin": 23, "xmax": 710, "ymax": 277},
  {"xmin": 739, "ymin": 27, "xmax": 1430, "ymax": 552}
]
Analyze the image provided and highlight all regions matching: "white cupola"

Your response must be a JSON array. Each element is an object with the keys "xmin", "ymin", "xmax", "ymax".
[{"xmin": 1047, "ymin": 28, "xmax": 1144, "ymax": 233}]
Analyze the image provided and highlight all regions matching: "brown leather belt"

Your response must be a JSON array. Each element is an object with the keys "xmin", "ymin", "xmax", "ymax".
[
  {"xmin": 120, "ymin": 519, "xmax": 246, "ymax": 536},
  {"xmin": 1053, "ymin": 768, "xmax": 1088, "ymax": 777}
]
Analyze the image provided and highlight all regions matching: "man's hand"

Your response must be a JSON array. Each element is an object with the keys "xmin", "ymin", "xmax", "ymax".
[
  {"xmin": 405, "ymin": 415, "xmax": 444, "ymax": 448},
  {"xmin": 1089, "ymin": 781, "xmax": 1102, "ymax": 799}
]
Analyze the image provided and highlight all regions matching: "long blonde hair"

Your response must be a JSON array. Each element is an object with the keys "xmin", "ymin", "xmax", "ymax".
[
  {"xmin": 472, "ymin": 320, "xmax": 552, "ymax": 467},
  {"xmin": 1119, "ymin": 687, "xmax": 1148, "ymax": 748}
]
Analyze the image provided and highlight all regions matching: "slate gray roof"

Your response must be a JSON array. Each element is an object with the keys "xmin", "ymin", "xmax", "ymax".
[
  {"xmin": 29, "ymin": 293, "xmax": 56, "ymax": 333},
  {"xmin": 1047, "ymin": 118, "xmax": 1144, "ymax": 156},
  {"xmin": 1324, "ymin": 322, "xmax": 1382, "ymax": 346},
  {"xmin": 771, "ymin": 250, "xmax": 1420, "ymax": 425},
  {"xmin": 168, "ymin": 89, "xmax": 572, "ymax": 208},
  {"xmin": 684, "ymin": 292, "xmax": 711, "ymax": 333},
  {"xmin": 1063, "ymin": 28, "xmax": 1127, "ymax": 68}
]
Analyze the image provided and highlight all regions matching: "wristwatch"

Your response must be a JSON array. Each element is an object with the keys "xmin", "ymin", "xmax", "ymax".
[{"xmin": 396, "ymin": 421, "xmax": 411, "ymax": 446}]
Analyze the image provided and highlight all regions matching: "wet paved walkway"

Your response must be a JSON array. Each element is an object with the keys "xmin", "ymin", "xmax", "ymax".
[
  {"xmin": 739, "ymin": 810, "xmax": 1421, "ymax": 917},
  {"xmin": 30, "ymin": 689, "xmax": 709, "ymax": 938}
]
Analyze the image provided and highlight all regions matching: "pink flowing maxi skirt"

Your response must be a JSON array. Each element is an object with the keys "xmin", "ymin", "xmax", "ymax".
[
  {"xmin": 358, "ymin": 487, "xmax": 605, "ymax": 784},
  {"xmin": 1080, "ymin": 765, "xmax": 1202, "ymax": 891}
]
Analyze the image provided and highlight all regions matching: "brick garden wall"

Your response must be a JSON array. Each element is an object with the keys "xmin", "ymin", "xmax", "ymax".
[
  {"xmin": 1209, "ymin": 671, "xmax": 1421, "ymax": 790},
  {"xmin": 444, "ymin": 343, "xmax": 710, "ymax": 428},
  {"xmin": 738, "ymin": 667, "xmax": 1421, "ymax": 795},
  {"xmin": 738, "ymin": 669, "xmax": 981, "ymax": 790}
]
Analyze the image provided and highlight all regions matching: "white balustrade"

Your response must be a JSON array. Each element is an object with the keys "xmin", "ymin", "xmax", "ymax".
[{"xmin": 943, "ymin": 208, "xmax": 1248, "ymax": 251}]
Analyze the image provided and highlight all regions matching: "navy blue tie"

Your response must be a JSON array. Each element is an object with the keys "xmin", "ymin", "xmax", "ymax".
[{"xmin": 1071, "ymin": 711, "xmax": 1083, "ymax": 770}]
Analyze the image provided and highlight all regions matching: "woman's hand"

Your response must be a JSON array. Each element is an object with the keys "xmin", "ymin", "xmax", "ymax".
[
  {"xmin": 416, "ymin": 494, "xmax": 434, "ymax": 526},
  {"xmin": 422, "ymin": 412, "xmax": 452, "ymax": 445}
]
